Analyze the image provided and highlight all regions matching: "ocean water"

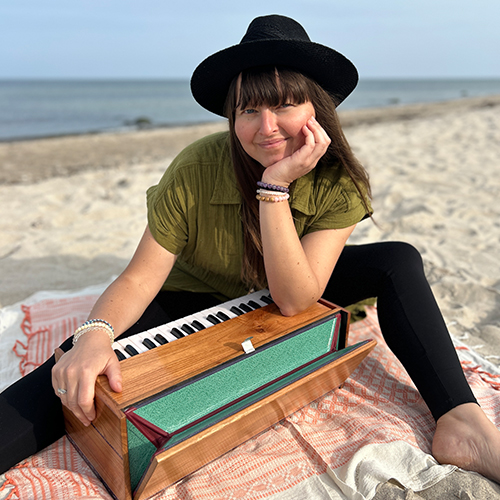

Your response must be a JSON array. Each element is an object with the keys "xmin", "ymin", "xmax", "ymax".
[{"xmin": 1, "ymin": 78, "xmax": 499, "ymax": 141}]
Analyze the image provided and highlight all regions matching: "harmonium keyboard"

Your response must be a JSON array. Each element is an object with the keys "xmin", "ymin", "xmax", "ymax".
[{"xmin": 59, "ymin": 289, "xmax": 376, "ymax": 500}]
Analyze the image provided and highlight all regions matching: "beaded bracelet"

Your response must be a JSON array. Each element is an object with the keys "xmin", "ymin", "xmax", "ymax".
[
  {"xmin": 257, "ymin": 188, "xmax": 289, "ymax": 198},
  {"xmin": 73, "ymin": 319, "xmax": 115, "ymax": 345},
  {"xmin": 257, "ymin": 181, "xmax": 289, "ymax": 193},
  {"xmin": 256, "ymin": 192, "xmax": 290, "ymax": 203}
]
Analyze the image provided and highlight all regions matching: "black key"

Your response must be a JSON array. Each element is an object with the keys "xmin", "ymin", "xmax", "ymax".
[
  {"xmin": 154, "ymin": 333, "xmax": 168, "ymax": 345},
  {"xmin": 170, "ymin": 328, "xmax": 184, "ymax": 339},
  {"xmin": 206, "ymin": 314, "xmax": 221, "ymax": 325},
  {"xmin": 114, "ymin": 349, "xmax": 126, "ymax": 361},
  {"xmin": 216, "ymin": 311, "xmax": 231, "ymax": 321},
  {"xmin": 230, "ymin": 306, "xmax": 244, "ymax": 316},
  {"xmin": 247, "ymin": 300, "xmax": 262, "ymax": 309},
  {"xmin": 238, "ymin": 303, "xmax": 253, "ymax": 313},
  {"xmin": 124, "ymin": 344, "xmax": 139, "ymax": 357},
  {"xmin": 260, "ymin": 295, "xmax": 273, "ymax": 305},
  {"xmin": 191, "ymin": 320, "xmax": 206, "ymax": 331},
  {"xmin": 143, "ymin": 338, "xmax": 156, "ymax": 350},
  {"xmin": 181, "ymin": 324, "xmax": 196, "ymax": 335}
]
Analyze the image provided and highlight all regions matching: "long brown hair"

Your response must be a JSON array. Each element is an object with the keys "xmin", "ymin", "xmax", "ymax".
[{"xmin": 223, "ymin": 66, "xmax": 371, "ymax": 291}]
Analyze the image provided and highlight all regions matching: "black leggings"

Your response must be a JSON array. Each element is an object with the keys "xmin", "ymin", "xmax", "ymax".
[{"xmin": 0, "ymin": 242, "xmax": 476, "ymax": 474}]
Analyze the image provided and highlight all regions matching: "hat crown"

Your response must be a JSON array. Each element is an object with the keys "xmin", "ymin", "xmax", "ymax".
[
  {"xmin": 191, "ymin": 15, "xmax": 358, "ymax": 116},
  {"xmin": 240, "ymin": 15, "xmax": 311, "ymax": 44}
]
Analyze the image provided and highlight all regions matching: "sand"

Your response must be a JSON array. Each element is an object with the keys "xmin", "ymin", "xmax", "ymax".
[
  {"xmin": 343, "ymin": 96, "xmax": 500, "ymax": 366},
  {"xmin": 1, "ymin": 95, "xmax": 500, "ymax": 496},
  {"xmin": 1, "ymin": 94, "xmax": 499, "ymax": 364}
]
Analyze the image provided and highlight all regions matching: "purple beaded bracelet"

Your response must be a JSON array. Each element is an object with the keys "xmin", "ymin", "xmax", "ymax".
[{"xmin": 257, "ymin": 181, "xmax": 289, "ymax": 193}]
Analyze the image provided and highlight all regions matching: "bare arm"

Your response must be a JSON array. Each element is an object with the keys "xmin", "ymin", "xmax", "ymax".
[
  {"xmin": 87, "ymin": 226, "xmax": 177, "ymax": 334},
  {"xmin": 260, "ymin": 116, "xmax": 355, "ymax": 315},
  {"xmin": 52, "ymin": 226, "xmax": 176, "ymax": 425},
  {"xmin": 261, "ymin": 197, "xmax": 355, "ymax": 315}
]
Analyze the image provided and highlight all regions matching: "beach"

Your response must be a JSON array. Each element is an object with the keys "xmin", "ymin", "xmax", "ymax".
[
  {"xmin": 1, "ymin": 95, "xmax": 499, "ymax": 366},
  {"xmin": 1, "ymin": 95, "xmax": 500, "ymax": 498}
]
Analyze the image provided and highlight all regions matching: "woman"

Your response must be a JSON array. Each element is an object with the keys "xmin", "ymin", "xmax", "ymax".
[{"xmin": 2, "ymin": 15, "xmax": 499, "ymax": 483}]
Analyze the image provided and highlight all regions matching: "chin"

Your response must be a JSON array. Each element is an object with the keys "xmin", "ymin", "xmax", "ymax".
[{"xmin": 260, "ymin": 154, "xmax": 287, "ymax": 169}]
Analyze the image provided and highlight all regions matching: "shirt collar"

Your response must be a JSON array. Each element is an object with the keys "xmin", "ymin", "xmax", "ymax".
[{"xmin": 210, "ymin": 137, "xmax": 317, "ymax": 215}]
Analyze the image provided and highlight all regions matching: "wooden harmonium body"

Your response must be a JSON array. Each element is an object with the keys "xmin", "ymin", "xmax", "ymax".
[{"xmin": 62, "ymin": 290, "xmax": 376, "ymax": 500}]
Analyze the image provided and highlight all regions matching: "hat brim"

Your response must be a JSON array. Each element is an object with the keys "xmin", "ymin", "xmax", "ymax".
[{"xmin": 190, "ymin": 39, "xmax": 358, "ymax": 117}]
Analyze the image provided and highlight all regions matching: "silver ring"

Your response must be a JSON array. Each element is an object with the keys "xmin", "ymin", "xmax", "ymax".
[{"xmin": 57, "ymin": 388, "xmax": 67, "ymax": 395}]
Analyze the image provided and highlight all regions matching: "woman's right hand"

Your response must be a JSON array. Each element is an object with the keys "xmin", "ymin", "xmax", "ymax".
[
  {"xmin": 51, "ymin": 225, "xmax": 176, "ymax": 426},
  {"xmin": 51, "ymin": 329, "xmax": 122, "ymax": 426}
]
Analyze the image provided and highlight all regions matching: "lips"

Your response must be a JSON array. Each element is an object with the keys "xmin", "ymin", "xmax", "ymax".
[{"xmin": 258, "ymin": 138, "xmax": 287, "ymax": 149}]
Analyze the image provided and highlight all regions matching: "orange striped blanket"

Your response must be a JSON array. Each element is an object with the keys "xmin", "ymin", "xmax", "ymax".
[{"xmin": 1, "ymin": 292, "xmax": 499, "ymax": 500}]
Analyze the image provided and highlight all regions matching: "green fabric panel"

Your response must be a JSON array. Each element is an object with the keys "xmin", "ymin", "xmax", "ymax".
[
  {"xmin": 134, "ymin": 317, "xmax": 337, "ymax": 433},
  {"xmin": 126, "ymin": 339, "xmax": 367, "ymax": 489},
  {"xmin": 159, "ymin": 341, "xmax": 363, "ymax": 452},
  {"xmin": 126, "ymin": 420, "xmax": 157, "ymax": 491}
]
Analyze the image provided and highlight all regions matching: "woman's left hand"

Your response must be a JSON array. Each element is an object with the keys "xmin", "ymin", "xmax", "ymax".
[{"xmin": 262, "ymin": 116, "xmax": 331, "ymax": 186}]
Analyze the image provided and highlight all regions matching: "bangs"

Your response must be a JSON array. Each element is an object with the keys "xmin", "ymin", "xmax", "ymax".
[{"xmin": 235, "ymin": 66, "xmax": 312, "ymax": 111}]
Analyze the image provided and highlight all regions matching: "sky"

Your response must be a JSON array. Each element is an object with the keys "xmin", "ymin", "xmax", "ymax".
[{"xmin": 1, "ymin": 0, "xmax": 499, "ymax": 80}]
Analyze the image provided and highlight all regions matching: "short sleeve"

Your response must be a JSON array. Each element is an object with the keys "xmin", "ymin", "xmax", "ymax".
[
  {"xmin": 291, "ymin": 164, "xmax": 373, "ymax": 238},
  {"xmin": 146, "ymin": 143, "xmax": 207, "ymax": 256},
  {"xmin": 147, "ymin": 174, "xmax": 189, "ymax": 256},
  {"xmin": 312, "ymin": 176, "xmax": 372, "ymax": 230}
]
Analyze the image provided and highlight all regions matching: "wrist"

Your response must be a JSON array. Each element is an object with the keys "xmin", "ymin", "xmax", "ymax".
[
  {"xmin": 260, "ymin": 172, "xmax": 290, "ymax": 189},
  {"xmin": 256, "ymin": 181, "xmax": 290, "ymax": 203},
  {"xmin": 73, "ymin": 319, "xmax": 115, "ymax": 346},
  {"xmin": 72, "ymin": 327, "xmax": 111, "ymax": 346}
]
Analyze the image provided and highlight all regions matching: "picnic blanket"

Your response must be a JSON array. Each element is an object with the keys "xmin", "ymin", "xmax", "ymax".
[{"xmin": 1, "ymin": 283, "xmax": 499, "ymax": 500}]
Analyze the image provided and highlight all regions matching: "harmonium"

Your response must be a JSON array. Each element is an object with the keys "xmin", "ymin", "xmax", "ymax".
[{"xmin": 59, "ymin": 289, "xmax": 376, "ymax": 500}]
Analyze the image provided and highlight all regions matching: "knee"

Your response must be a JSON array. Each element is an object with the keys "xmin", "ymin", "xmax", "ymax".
[
  {"xmin": 378, "ymin": 241, "xmax": 424, "ymax": 277},
  {"xmin": 385, "ymin": 241, "xmax": 423, "ymax": 263}
]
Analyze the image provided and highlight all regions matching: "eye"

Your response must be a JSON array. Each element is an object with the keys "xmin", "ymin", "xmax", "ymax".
[
  {"xmin": 278, "ymin": 103, "xmax": 295, "ymax": 110},
  {"xmin": 238, "ymin": 107, "xmax": 257, "ymax": 115}
]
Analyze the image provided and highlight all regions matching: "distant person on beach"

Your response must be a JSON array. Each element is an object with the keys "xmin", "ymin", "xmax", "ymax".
[{"xmin": 1, "ymin": 14, "xmax": 499, "ymax": 484}]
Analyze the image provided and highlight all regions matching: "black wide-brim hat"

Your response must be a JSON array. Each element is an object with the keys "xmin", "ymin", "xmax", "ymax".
[{"xmin": 191, "ymin": 14, "xmax": 358, "ymax": 117}]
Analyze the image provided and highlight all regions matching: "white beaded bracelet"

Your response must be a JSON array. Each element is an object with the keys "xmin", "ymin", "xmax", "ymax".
[
  {"xmin": 72, "ymin": 319, "xmax": 115, "ymax": 346},
  {"xmin": 257, "ymin": 188, "xmax": 289, "ymax": 197}
]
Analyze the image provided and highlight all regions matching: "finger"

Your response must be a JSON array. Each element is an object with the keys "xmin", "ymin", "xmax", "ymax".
[
  {"xmin": 54, "ymin": 360, "xmax": 93, "ymax": 426},
  {"xmin": 308, "ymin": 117, "xmax": 331, "ymax": 147},
  {"xmin": 71, "ymin": 353, "xmax": 121, "ymax": 424},
  {"xmin": 305, "ymin": 117, "xmax": 330, "ymax": 149},
  {"xmin": 51, "ymin": 361, "xmax": 69, "ymax": 400},
  {"xmin": 294, "ymin": 125, "xmax": 316, "ymax": 163},
  {"xmin": 302, "ymin": 120, "xmax": 316, "ymax": 145},
  {"xmin": 63, "ymin": 376, "xmax": 93, "ymax": 426},
  {"xmin": 105, "ymin": 356, "xmax": 123, "ymax": 393},
  {"xmin": 76, "ymin": 373, "xmax": 97, "ymax": 424},
  {"xmin": 298, "ymin": 124, "xmax": 327, "ymax": 165},
  {"xmin": 300, "ymin": 124, "xmax": 325, "ymax": 158}
]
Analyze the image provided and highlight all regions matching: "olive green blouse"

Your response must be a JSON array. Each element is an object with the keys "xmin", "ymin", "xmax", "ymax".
[{"xmin": 147, "ymin": 131, "xmax": 372, "ymax": 300}]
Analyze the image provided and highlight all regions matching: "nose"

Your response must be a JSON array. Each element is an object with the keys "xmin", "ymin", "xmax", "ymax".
[{"xmin": 259, "ymin": 109, "xmax": 278, "ymax": 135}]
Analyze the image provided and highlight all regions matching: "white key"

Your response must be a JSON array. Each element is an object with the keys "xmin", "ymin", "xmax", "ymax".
[
  {"xmin": 111, "ymin": 289, "xmax": 273, "ymax": 357},
  {"xmin": 149, "ymin": 326, "xmax": 181, "ymax": 343}
]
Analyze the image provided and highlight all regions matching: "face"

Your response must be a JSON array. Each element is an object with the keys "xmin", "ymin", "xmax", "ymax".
[{"xmin": 234, "ymin": 92, "xmax": 315, "ymax": 168}]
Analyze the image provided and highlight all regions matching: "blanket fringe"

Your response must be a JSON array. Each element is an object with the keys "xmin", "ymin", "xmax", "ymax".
[
  {"xmin": 461, "ymin": 360, "xmax": 500, "ymax": 390},
  {"xmin": 0, "ymin": 476, "xmax": 19, "ymax": 500},
  {"xmin": 13, "ymin": 304, "xmax": 51, "ymax": 377}
]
